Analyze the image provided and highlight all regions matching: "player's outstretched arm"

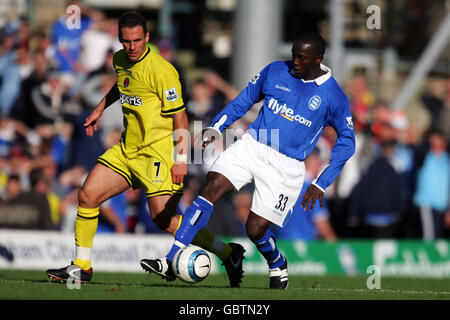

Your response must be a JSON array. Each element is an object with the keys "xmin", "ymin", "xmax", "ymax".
[{"xmin": 84, "ymin": 83, "xmax": 120, "ymax": 137}]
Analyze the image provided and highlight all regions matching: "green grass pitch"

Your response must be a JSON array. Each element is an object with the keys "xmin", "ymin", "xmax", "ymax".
[{"xmin": 1, "ymin": 269, "xmax": 450, "ymax": 300}]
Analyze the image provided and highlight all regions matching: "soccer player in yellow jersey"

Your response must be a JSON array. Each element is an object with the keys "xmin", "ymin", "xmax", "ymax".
[{"xmin": 46, "ymin": 11, "xmax": 245, "ymax": 287}]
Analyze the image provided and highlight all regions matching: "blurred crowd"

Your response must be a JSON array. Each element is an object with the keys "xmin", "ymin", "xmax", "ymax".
[{"xmin": 0, "ymin": 4, "xmax": 448, "ymax": 241}]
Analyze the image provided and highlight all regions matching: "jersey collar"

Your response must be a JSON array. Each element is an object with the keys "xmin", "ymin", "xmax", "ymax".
[
  {"xmin": 131, "ymin": 46, "xmax": 150, "ymax": 64},
  {"xmin": 300, "ymin": 64, "xmax": 332, "ymax": 86}
]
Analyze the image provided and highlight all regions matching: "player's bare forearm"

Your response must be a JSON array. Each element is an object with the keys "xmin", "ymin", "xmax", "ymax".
[
  {"xmin": 84, "ymin": 83, "xmax": 120, "ymax": 137},
  {"xmin": 173, "ymin": 110, "xmax": 189, "ymax": 155},
  {"xmin": 171, "ymin": 110, "xmax": 189, "ymax": 183}
]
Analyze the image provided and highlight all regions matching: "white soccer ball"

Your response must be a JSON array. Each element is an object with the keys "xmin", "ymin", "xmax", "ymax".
[{"xmin": 172, "ymin": 245, "xmax": 211, "ymax": 283}]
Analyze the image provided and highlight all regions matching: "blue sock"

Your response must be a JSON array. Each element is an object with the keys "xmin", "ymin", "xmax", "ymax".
[
  {"xmin": 166, "ymin": 196, "xmax": 214, "ymax": 261},
  {"xmin": 253, "ymin": 229, "xmax": 285, "ymax": 269},
  {"xmin": 165, "ymin": 241, "xmax": 183, "ymax": 262}
]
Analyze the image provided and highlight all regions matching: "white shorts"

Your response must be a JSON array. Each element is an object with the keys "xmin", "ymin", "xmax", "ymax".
[{"xmin": 209, "ymin": 133, "xmax": 305, "ymax": 227}]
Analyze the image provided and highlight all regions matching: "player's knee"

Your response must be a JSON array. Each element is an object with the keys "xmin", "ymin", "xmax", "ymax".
[
  {"xmin": 245, "ymin": 219, "xmax": 266, "ymax": 242},
  {"xmin": 200, "ymin": 172, "xmax": 232, "ymax": 203},
  {"xmin": 78, "ymin": 187, "xmax": 99, "ymax": 208}
]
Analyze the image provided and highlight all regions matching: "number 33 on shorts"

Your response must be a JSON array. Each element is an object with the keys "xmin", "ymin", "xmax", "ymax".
[{"xmin": 275, "ymin": 194, "xmax": 289, "ymax": 212}]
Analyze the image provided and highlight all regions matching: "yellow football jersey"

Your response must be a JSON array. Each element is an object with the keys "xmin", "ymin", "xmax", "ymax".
[{"xmin": 113, "ymin": 47, "xmax": 185, "ymax": 158}]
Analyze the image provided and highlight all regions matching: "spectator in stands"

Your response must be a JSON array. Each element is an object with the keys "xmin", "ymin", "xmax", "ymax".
[
  {"xmin": 50, "ymin": 1, "xmax": 104, "ymax": 97},
  {"xmin": 29, "ymin": 31, "xmax": 57, "ymax": 69},
  {"xmin": 32, "ymin": 155, "xmax": 63, "ymax": 226},
  {"xmin": 346, "ymin": 72, "xmax": 374, "ymax": 132},
  {"xmin": 2, "ymin": 174, "xmax": 22, "ymax": 201},
  {"xmin": 10, "ymin": 65, "xmax": 81, "ymax": 151},
  {"xmin": 389, "ymin": 110, "xmax": 418, "ymax": 237},
  {"xmin": 4, "ymin": 145, "xmax": 32, "ymax": 190},
  {"xmin": 370, "ymin": 102, "xmax": 397, "ymax": 144},
  {"xmin": 186, "ymin": 71, "xmax": 238, "ymax": 127},
  {"xmin": 0, "ymin": 33, "xmax": 22, "ymax": 117},
  {"xmin": 0, "ymin": 166, "xmax": 54, "ymax": 230},
  {"xmin": 421, "ymin": 80, "xmax": 445, "ymax": 131},
  {"xmin": 80, "ymin": 16, "xmax": 121, "ymax": 74},
  {"xmin": 441, "ymin": 78, "xmax": 450, "ymax": 141},
  {"xmin": 413, "ymin": 130, "xmax": 449, "ymax": 240},
  {"xmin": 10, "ymin": 50, "xmax": 50, "ymax": 129},
  {"xmin": 0, "ymin": 116, "xmax": 16, "ymax": 158},
  {"xmin": 28, "ymin": 165, "xmax": 61, "ymax": 226},
  {"xmin": 50, "ymin": 1, "xmax": 92, "ymax": 74},
  {"xmin": 348, "ymin": 140, "xmax": 404, "ymax": 238}
]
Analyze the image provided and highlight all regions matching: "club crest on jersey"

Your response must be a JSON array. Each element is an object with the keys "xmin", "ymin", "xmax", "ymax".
[
  {"xmin": 308, "ymin": 95, "xmax": 321, "ymax": 110},
  {"xmin": 123, "ymin": 77, "xmax": 129, "ymax": 88},
  {"xmin": 164, "ymin": 87, "xmax": 179, "ymax": 102}
]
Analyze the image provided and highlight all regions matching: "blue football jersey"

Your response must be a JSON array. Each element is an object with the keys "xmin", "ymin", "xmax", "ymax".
[{"xmin": 208, "ymin": 61, "xmax": 355, "ymax": 191}]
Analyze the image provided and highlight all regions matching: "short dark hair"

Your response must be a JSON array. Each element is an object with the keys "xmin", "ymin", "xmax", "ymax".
[
  {"xmin": 29, "ymin": 167, "xmax": 44, "ymax": 188},
  {"xmin": 294, "ymin": 32, "xmax": 326, "ymax": 56},
  {"xmin": 118, "ymin": 11, "xmax": 147, "ymax": 40}
]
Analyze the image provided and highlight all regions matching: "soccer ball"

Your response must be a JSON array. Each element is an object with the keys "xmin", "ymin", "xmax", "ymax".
[{"xmin": 172, "ymin": 245, "xmax": 211, "ymax": 283}]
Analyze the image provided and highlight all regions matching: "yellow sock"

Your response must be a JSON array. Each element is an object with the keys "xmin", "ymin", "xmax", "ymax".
[
  {"xmin": 74, "ymin": 257, "xmax": 91, "ymax": 271},
  {"xmin": 74, "ymin": 206, "xmax": 99, "ymax": 270},
  {"xmin": 192, "ymin": 228, "xmax": 232, "ymax": 262}
]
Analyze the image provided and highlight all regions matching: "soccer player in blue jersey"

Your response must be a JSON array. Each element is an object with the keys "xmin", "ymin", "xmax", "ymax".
[{"xmin": 141, "ymin": 32, "xmax": 355, "ymax": 289}]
